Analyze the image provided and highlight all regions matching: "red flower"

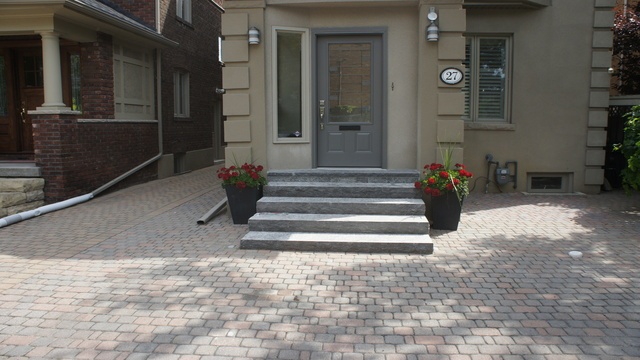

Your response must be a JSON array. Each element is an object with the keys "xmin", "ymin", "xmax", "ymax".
[
  {"xmin": 439, "ymin": 171, "xmax": 449, "ymax": 179},
  {"xmin": 414, "ymin": 181, "xmax": 422, "ymax": 189},
  {"xmin": 455, "ymin": 163, "xmax": 465, "ymax": 169},
  {"xmin": 445, "ymin": 183, "xmax": 454, "ymax": 191},
  {"xmin": 236, "ymin": 181, "xmax": 247, "ymax": 189},
  {"xmin": 431, "ymin": 188, "xmax": 441, "ymax": 196},
  {"xmin": 453, "ymin": 178, "xmax": 461, "ymax": 185},
  {"xmin": 430, "ymin": 163, "xmax": 443, "ymax": 171},
  {"xmin": 427, "ymin": 177, "xmax": 437, "ymax": 185}
]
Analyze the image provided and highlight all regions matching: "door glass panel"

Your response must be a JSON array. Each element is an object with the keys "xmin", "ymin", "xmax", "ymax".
[
  {"xmin": 70, "ymin": 54, "xmax": 82, "ymax": 111},
  {"xmin": 23, "ymin": 55, "xmax": 43, "ymax": 87},
  {"xmin": 328, "ymin": 43, "xmax": 372, "ymax": 124},
  {"xmin": 0, "ymin": 56, "xmax": 7, "ymax": 116},
  {"xmin": 277, "ymin": 31, "xmax": 302, "ymax": 137}
]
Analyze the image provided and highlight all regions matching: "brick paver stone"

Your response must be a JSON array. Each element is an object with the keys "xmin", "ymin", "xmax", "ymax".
[{"xmin": 0, "ymin": 166, "xmax": 639, "ymax": 359}]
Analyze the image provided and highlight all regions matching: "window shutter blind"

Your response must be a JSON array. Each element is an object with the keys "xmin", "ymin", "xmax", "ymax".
[
  {"xmin": 462, "ymin": 39, "xmax": 472, "ymax": 119},
  {"xmin": 477, "ymin": 38, "xmax": 506, "ymax": 121}
]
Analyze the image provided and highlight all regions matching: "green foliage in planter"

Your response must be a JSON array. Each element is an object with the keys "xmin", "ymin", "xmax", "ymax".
[{"xmin": 614, "ymin": 105, "xmax": 640, "ymax": 193}]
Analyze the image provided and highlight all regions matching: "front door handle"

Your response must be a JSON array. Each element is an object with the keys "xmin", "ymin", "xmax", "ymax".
[
  {"xmin": 319, "ymin": 100, "xmax": 325, "ymax": 131},
  {"xmin": 20, "ymin": 101, "xmax": 27, "ymax": 124}
]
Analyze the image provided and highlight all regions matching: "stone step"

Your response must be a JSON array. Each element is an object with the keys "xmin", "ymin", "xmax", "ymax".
[
  {"xmin": 0, "ymin": 178, "xmax": 45, "ymax": 192},
  {"xmin": 248, "ymin": 213, "xmax": 429, "ymax": 235},
  {"xmin": 267, "ymin": 169, "xmax": 419, "ymax": 184},
  {"xmin": 264, "ymin": 182, "xmax": 421, "ymax": 199},
  {"xmin": 0, "ymin": 162, "xmax": 41, "ymax": 177},
  {"xmin": 241, "ymin": 231, "xmax": 433, "ymax": 254},
  {"xmin": 257, "ymin": 197, "xmax": 424, "ymax": 215}
]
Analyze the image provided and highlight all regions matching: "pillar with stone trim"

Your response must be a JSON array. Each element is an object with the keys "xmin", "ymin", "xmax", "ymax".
[{"xmin": 417, "ymin": 0, "xmax": 466, "ymax": 167}]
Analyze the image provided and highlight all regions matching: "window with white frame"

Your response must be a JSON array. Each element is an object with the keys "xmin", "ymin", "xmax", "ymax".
[
  {"xmin": 174, "ymin": 70, "xmax": 190, "ymax": 118},
  {"xmin": 463, "ymin": 35, "xmax": 511, "ymax": 122},
  {"xmin": 113, "ymin": 43, "xmax": 154, "ymax": 120},
  {"xmin": 272, "ymin": 27, "xmax": 309, "ymax": 142},
  {"xmin": 177, "ymin": 0, "xmax": 192, "ymax": 23}
]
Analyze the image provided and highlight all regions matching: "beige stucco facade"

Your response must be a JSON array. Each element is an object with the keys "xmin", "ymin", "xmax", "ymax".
[{"xmin": 221, "ymin": 0, "xmax": 615, "ymax": 194}]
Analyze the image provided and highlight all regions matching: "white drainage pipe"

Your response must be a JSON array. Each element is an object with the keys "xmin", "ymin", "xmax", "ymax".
[{"xmin": 0, "ymin": 194, "xmax": 93, "ymax": 228}]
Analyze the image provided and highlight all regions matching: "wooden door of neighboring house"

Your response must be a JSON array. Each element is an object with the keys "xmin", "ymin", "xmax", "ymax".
[
  {"xmin": 0, "ymin": 47, "xmax": 17, "ymax": 154},
  {"xmin": 16, "ymin": 48, "xmax": 44, "ymax": 154},
  {"xmin": 0, "ymin": 47, "xmax": 42, "ymax": 158}
]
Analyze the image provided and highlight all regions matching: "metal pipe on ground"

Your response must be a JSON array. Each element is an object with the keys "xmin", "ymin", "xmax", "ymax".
[{"xmin": 197, "ymin": 198, "xmax": 227, "ymax": 225}]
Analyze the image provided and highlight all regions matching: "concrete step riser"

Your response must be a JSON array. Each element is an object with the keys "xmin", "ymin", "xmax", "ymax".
[
  {"xmin": 249, "ymin": 219, "xmax": 428, "ymax": 235},
  {"xmin": 264, "ymin": 185, "xmax": 421, "ymax": 199},
  {"xmin": 244, "ymin": 169, "xmax": 430, "ymax": 253},
  {"xmin": 257, "ymin": 201, "xmax": 424, "ymax": 215},
  {"xmin": 241, "ymin": 232, "xmax": 433, "ymax": 254},
  {"xmin": 267, "ymin": 170, "xmax": 420, "ymax": 184}
]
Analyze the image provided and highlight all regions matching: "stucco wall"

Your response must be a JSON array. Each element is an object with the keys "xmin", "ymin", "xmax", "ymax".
[
  {"xmin": 463, "ymin": 1, "xmax": 604, "ymax": 193},
  {"xmin": 264, "ymin": 5, "xmax": 419, "ymax": 170}
]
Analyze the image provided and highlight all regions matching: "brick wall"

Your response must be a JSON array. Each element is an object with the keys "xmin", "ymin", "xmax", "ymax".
[
  {"xmin": 32, "ymin": 31, "xmax": 159, "ymax": 203},
  {"xmin": 80, "ymin": 33, "xmax": 115, "ymax": 119},
  {"xmin": 159, "ymin": 0, "xmax": 223, "ymax": 155},
  {"xmin": 108, "ymin": 0, "xmax": 156, "ymax": 29},
  {"xmin": 32, "ymin": 113, "xmax": 158, "ymax": 203}
]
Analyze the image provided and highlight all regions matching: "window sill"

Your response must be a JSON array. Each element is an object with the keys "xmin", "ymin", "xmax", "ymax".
[
  {"xmin": 79, "ymin": 118, "xmax": 158, "ymax": 123},
  {"xmin": 174, "ymin": 116, "xmax": 192, "ymax": 121},
  {"xmin": 176, "ymin": 17, "xmax": 194, "ymax": 29},
  {"xmin": 273, "ymin": 138, "xmax": 310, "ymax": 144},
  {"xmin": 464, "ymin": 122, "xmax": 515, "ymax": 131}
]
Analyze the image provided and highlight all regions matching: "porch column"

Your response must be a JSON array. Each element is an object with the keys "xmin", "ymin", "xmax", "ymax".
[{"xmin": 38, "ymin": 31, "xmax": 69, "ymax": 109}]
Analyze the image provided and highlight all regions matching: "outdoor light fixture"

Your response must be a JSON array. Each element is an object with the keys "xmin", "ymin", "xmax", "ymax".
[
  {"xmin": 426, "ymin": 7, "xmax": 439, "ymax": 42},
  {"xmin": 248, "ymin": 27, "xmax": 260, "ymax": 45}
]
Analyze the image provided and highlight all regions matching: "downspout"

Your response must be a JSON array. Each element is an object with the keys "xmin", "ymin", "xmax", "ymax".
[{"xmin": 0, "ymin": 49, "xmax": 164, "ymax": 229}]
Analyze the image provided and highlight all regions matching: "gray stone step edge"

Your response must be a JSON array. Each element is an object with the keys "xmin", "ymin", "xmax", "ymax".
[
  {"xmin": 257, "ymin": 197, "xmax": 425, "ymax": 215},
  {"xmin": 266, "ymin": 169, "xmax": 420, "ymax": 183},
  {"xmin": 248, "ymin": 213, "xmax": 429, "ymax": 235},
  {"xmin": 241, "ymin": 231, "xmax": 433, "ymax": 254},
  {"xmin": 264, "ymin": 182, "xmax": 421, "ymax": 199}
]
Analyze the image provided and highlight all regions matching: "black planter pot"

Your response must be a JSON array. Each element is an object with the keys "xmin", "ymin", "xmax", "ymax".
[
  {"xmin": 430, "ymin": 192, "xmax": 462, "ymax": 230},
  {"xmin": 224, "ymin": 186, "xmax": 261, "ymax": 224}
]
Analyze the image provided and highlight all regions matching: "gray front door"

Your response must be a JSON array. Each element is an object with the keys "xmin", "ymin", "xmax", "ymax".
[{"xmin": 317, "ymin": 35, "xmax": 383, "ymax": 167}]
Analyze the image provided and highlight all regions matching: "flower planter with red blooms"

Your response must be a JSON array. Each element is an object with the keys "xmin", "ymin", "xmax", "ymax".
[
  {"xmin": 217, "ymin": 163, "xmax": 267, "ymax": 224},
  {"xmin": 415, "ymin": 162, "xmax": 473, "ymax": 230}
]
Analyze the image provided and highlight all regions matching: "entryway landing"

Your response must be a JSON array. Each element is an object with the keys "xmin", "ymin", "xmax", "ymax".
[
  {"xmin": 0, "ymin": 161, "xmax": 41, "ymax": 177},
  {"xmin": 241, "ymin": 169, "xmax": 432, "ymax": 254}
]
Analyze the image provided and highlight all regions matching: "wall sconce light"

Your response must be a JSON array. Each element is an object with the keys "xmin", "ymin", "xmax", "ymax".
[
  {"xmin": 426, "ymin": 7, "xmax": 439, "ymax": 42},
  {"xmin": 215, "ymin": 88, "xmax": 226, "ymax": 95},
  {"xmin": 248, "ymin": 27, "xmax": 260, "ymax": 45}
]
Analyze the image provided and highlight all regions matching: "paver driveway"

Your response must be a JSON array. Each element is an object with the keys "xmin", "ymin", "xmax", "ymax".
[{"xmin": 0, "ymin": 166, "xmax": 639, "ymax": 359}]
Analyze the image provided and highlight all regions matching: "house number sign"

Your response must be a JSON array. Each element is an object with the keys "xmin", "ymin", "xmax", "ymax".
[{"xmin": 440, "ymin": 67, "xmax": 464, "ymax": 85}]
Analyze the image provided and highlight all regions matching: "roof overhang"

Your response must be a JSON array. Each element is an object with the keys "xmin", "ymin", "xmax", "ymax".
[
  {"xmin": 264, "ymin": 0, "xmax": 417, "ymax": 8},
  {"xmin": 463, "ymin": 0, "xmax": 551, "ymax": 9},
  {"xmin": 0, "ymin": 0, "xmax": 177, "ymax": 48}
]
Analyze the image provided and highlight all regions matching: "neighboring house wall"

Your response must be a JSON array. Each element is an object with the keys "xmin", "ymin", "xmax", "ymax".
[
  {"xmin": 158, "ymin": 0, "xmax": 224, "ymax": 177},
  {"xmin": 108, "ymin": 0, "xmax": 156, "ymax": 28},
  {"xmin": 33, "ymin": 32, "xmax": 159, "ymax": 202},
  {"xmin": 1, "ymin": 0, "xmax": 224, "ymax": 203}
]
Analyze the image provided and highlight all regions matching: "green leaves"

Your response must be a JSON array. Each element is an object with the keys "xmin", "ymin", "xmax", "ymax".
[{"xmin": 614, "ymin": 105, "xmax": 640, "ymax": 193}]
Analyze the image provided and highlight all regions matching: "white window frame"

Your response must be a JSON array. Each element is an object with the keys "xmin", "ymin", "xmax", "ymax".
[
  {"xmin": 177, "ymin": 0, "xmax": 192, "ymax": 23},
  {"xmin": 174, "ymin": 70, "xmax": 190, "ymax": 118},
  {"xmin": 271, "ymin": 26, "xmax": 310, "ymax": 144},
  {"xmin": 463, "ymin": 34, "xmax": 512, "ymax": 123},
  {"xmin": 113, "ymin": 43, "xmax": 154, "ymax": 120}
]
